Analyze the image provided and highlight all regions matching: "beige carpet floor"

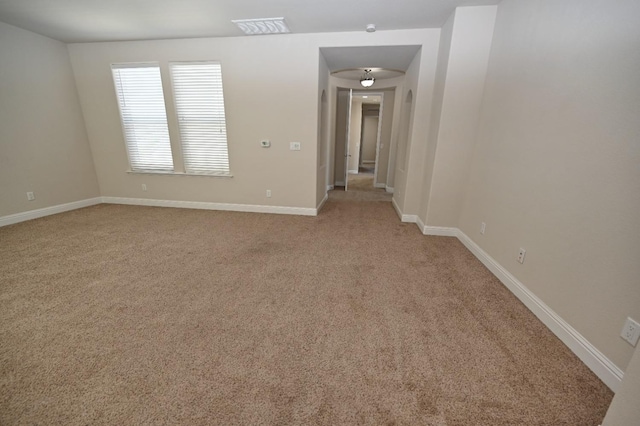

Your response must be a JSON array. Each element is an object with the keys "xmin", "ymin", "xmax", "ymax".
[
  {"xmin": 0, "ymin": 198, "xmax": 612, "ymax": 425},
  {"xmin": 347, "ymin": 172, "xmax": 380, "ymax": 192}
]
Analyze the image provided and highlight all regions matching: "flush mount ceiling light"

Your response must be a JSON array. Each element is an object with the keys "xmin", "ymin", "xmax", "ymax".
[
  {"xmin": 232, "ymin": 17, "xmax": 290, "ymax": 35},
  {"xmin": 360, "ymin": 69, "xmax": 375, "ymax": 88}
]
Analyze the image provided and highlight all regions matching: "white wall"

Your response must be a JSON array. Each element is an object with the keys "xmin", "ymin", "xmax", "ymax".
[
  {"xmin": 0, "ymin": 22, "xmax": 99, "ymax": 217},
  {"xmin": 374, "ymin": 89, "xmax": 396, "ymax": 188},
  {"xmin": 332, "ymin": 89, "xmax": 350, "ymax": 185},
  {"xmin": 361, "ymin": 114, "xmax": 379, "ymax": 164},
  {"xmin": 419, "ymin": 6, "xmax": 497, "ymax": 226},
  {"xmin": 458, "ymin": 0, "xmax": 640, "ymax": 371},
  {"xmin": 393, "ymin": 42, "xmax": 440, "ymax": 215},
  {"xmin": 418, "ymin": 10, "xmax": 455, "ymax": 223},
  {"xmin": 316, "ymin": 53, "xmax": 330, "ymax": 205},
  {"xmin": 603, "ymin": 345, "xmax": 640, "ymax": 425},
  {"xmin": 68, "ymin": 29, "xmax": 440, "ymax": 210},
  {"xmin": 347, "ymin": 97, "xmax": 363, "ymax": 172}
]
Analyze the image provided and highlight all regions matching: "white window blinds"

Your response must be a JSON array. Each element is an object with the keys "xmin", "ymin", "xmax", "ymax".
[
  {"xmin": 111, "ymin": 64, "xmax": 174, "ymax": 172},
  {"xmin": 170, "ymin": 62, "xmax": 230, "ymax": 175}
]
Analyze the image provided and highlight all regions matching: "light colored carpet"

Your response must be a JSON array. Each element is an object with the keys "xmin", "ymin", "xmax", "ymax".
[
  {"xmin": 329, "ymin": 188, "xmax": 392, "ymax": 202},
  {"xmin": 347, "ymin": 172, "xmax": 379, "ymax": 192},
  {"xmin": 0, "ymin": 200, "xmax": 612, "ymax": 425}
]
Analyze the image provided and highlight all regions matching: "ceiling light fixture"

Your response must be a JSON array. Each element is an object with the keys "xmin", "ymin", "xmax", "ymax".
[
  {"xmin": 360, "ymin": 69, "xmax": 375, "ymax": 88},
  {"xmin": 232, "ymin": 17, "xmax": 290, "ymax": 35}
]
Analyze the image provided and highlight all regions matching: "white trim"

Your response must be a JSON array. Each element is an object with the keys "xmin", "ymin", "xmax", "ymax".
[
  {"xmin": 455, "ymin": 229, "xmax": 623, "ymax": 392},
  {"xmin": 414, "ymin": 217, "xmax": 458, "ymax": 236},
  {"xmin": 362, "ymin": 160, "xmax": 375, "ymax": 165},
  {"xmin": 424, "ymin": 225, "xmax": 458, "ymax": 237},
  {"xmin": 126, "ymin": 170, "xmax": 233, "ymax": 178},
  {"xmin": 316, "ymin": 193, "xmax": 329, "ymax": 213},
  {"xmin": 335, "ymin": 181, "xmax": 345, "ymax": 186},
  {"xmin": 391, "ymin": 197, "xmax": 417, "ymax": 223},
  {"xmin": 101, "ymin": 196, "xmax": 318, "ymax": 217},
  {"xmin": 402, "ymin": 214, "xmax": 418, "ymax": 223},
  {"xmin": 0, "ymin": 197, "xmax": 102, "ymax": 227},
  {"xmin": 348, "ymin": 169, "xmax": 358, "ymax": 174},
  {"xmin": 327, "ymin": 184, "xmax": 335, "ymax": 191},
  {"xmin": 385, "ymin": 186, "xmax": 395, "ymax": 194},
  {"xmin": 374, "ymin": 183, "xmax": 386, "ymax": 189},
  {"xmin": 390, "ymin": 209, "xmax": 624, "ymax": 391}
]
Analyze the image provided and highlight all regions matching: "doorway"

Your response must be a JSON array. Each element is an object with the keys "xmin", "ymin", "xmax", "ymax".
[{"xmin": 345, "ymin": 92, "xmax": 384, "ymax": 193}]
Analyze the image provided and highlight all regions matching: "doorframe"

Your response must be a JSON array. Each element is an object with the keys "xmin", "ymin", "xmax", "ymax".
[{"xmin": 351, "ymin": 91, "xmax": 385, "ymax": 188}]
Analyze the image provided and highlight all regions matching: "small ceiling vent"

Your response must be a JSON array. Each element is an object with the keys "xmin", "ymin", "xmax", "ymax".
[{"xmin": 232, "ymin": 17, "xmax": 290, "ymax": 35}]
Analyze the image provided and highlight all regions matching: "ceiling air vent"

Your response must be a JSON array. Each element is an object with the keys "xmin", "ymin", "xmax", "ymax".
[{"xmin": 232, "ymin": 17, "xmax": 290, "ymax": 35}]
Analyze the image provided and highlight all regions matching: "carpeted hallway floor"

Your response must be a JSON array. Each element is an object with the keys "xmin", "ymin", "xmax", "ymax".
[{"xmin": 0, "ymin": 197, "xmax": 612, "ymax": 425}]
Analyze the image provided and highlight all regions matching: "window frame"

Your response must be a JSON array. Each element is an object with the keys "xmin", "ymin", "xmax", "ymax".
[
  {"xmin": 169, "ymin": 60, "xmax": 232, "ymax": 177},
  {"xmin": 110, "ymin": 62, "xmax": 175, "ymax": 173}
]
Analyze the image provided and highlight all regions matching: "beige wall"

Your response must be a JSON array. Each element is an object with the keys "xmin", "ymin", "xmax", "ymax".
[
  {"xmin": 347, "ymin": 98, "xmax": 363, "ymax": 172},
  {"xmin": 603, "ymin": 345, "xmax": 640, "ymax": 425},
  {"xmin": 332, "ymin": 89, "xmax": 350, "ymax": 185},
  {"xmin": 418, "ymin": 10, "xmax": 455, "ymax": 223},
  {"xmin": 419, "ymin": 6, "xmax": 497, "ymax": 226},
  {"xmin": 68, "ymin": 29, "xmax": 439, "ymax": 210},
  {"xmin": 393, "ymin": 41, "xmax": 440, "ymax": 216},
  {"xmin": 361, "ymin": 115, "xmax": 378, "ymax": 163},
  {"xmin": 458, "ymin": 0, "xmax": 640, "ymax": 370},
  {"xmin": 0, "ymin": 22, "xmax": 99, "ymax": 217},
  {"xmin": 374, "ymin": 89, "xmax": 396, "ymax": 188},
  {"xmin": 316, "ymin": 53, "xmax": 330, "ymax": 205}
]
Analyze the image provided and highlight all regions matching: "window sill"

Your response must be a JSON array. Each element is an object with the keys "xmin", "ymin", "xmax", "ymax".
[{"xmin": 127, "ymin": 170, "xmax": 233, "ymax": 178}]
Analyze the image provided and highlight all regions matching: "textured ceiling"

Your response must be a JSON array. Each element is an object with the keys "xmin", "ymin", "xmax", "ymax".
[{"xmin": 0, "ymin": 0, "xmax": 500, "ymax": 43}]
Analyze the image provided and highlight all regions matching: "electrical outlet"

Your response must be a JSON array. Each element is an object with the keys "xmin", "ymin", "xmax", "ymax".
[
  {"xmin": 621, "ymin": 317, "xmax": 640, "ymax": 346},
  {"xmin": 26, "ymin": 192, "xmax": 35, "ymax": 201},
  {"xmin": 480, "ymin": 222, "xmax": 486, "ymax": 235},
  {"xmin": 141, "ymin": 184, "xmax": 147, "ymax": 191},
  {"xmin": 517, "ymin": 248, "xmax": 526, "ymax": 264},
  {"xmin": 266, "ymin": 189, "xmax": 271, "ymax": 198},
  {"xmin": 290, "ymin": 142, "xmax": 301, "ymax": 151}
]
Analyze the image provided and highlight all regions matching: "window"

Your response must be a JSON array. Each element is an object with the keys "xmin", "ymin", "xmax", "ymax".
[
  {"xmin": 111, "ymin": 64, "xmax": 173, "ymax": 172},
  {"xmin": 170, "ymin": 62, "xmax": 230, "ymax": 175}
]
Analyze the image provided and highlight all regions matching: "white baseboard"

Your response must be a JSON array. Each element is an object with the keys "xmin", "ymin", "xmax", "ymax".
[
  {"xmin": 348, "ymin": 169, "xmax": 358, "ymax": 174},
  {"xmin": 316, "ymin": 193, "xmax": 328, "ymax": 213},
  {"xmin": 0, "ymin": 197, "xmax": 102, "ymax": 227},
  {"xmin": 391, "ymin": 198, "xmax": 418, "ymax": 223},
  {"xmin": 390, "ymin": 207, "xmax": 623, "ymax": 391},
  {"xmin": 335, "ymin": 181, "xmax": 345, "ymax": 186},
  {"xmin": 455, "ymin": 230, "xmax": 623, "ymax": 392},
  {"xmin": 385, "ymin": 186, "xmax": 395, "ymax": 194},
  {"xmin": 101, "ymin": 197, "xmax": 319, "ymax": 217},
  {"xmin": 327, "ymin": 184, "xmax": 334, "ymax": 191},
  {"xmin": 414, "ymin": 217, "xmax": 457, "ymax": 237},
  {"xmin": 423, "ymin": 225, "xmax": 458, "ymax": 237},
  {"xmin": 374, "ymin": 183, "xmax": 386, "ymax": 189}
]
